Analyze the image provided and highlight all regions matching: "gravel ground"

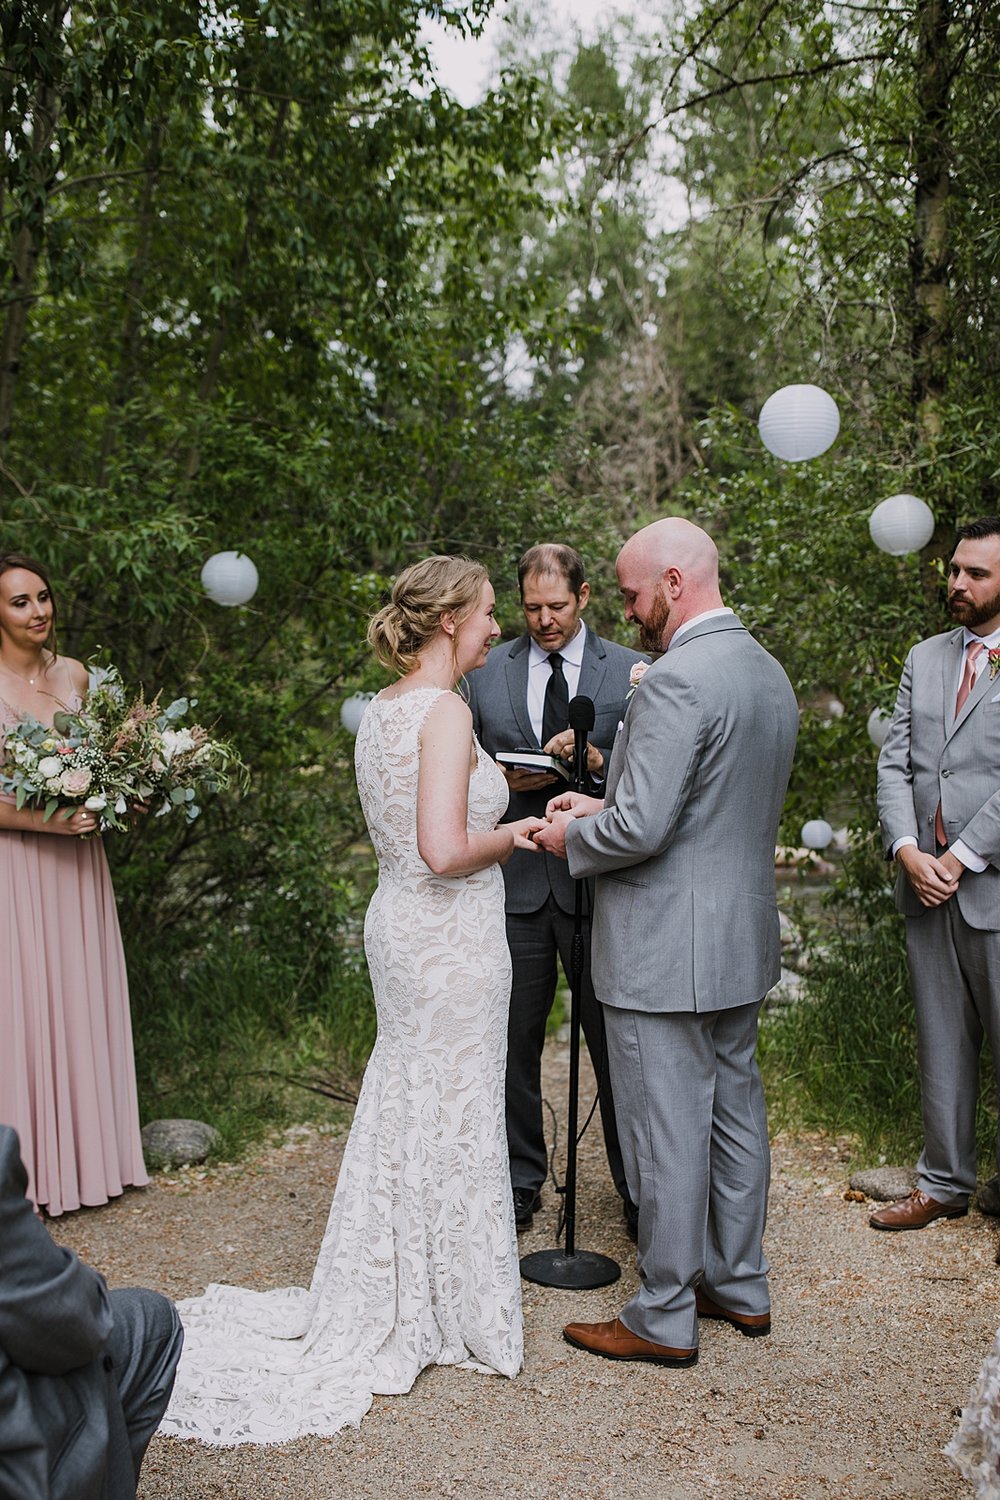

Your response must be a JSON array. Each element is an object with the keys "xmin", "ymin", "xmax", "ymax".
[{"xmin": 50, "ymin": 1043, "xmax": 999, "ymax": 1500}]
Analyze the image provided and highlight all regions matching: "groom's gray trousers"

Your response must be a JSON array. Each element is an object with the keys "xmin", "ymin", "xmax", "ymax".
[{"xmin": 603, "ymin": 1000, "xmax": 770, "ymax": 1350}]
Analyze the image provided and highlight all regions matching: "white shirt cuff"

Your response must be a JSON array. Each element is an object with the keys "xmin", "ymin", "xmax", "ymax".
[
  {"xmin": 950, "ymin": 838, "xmax": 988, "ymax": 872},
  {"xmin": 891, "ymin": 836, "xmax": 917, "ymax": 857}
]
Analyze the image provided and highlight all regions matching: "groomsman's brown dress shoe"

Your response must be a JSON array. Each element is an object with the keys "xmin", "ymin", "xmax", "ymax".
[
  {"xmin": 695, "ymin": 1288, "xmax": 771, "ymax": 1338},
  {"xmin": 869, "ymin": 1188, "xmax": 967, "ymax": 1231},
  {"xmin": 562, "ymin": 1317, "xmax": 697, "ymax": 1367}
]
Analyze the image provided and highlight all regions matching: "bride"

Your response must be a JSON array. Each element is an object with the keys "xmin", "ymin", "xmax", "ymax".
[{"xmin": 161, "ymin": 555, "xmax": 544, "ymax": 1445}]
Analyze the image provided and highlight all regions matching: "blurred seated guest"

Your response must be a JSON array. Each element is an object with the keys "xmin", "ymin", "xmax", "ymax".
[
  {"xmin": 0, "ymin": 1124, "xmax": 182, "ymax": 1500},
  {"xmin": 0, "ymin": 553, "xmax": 148, "ymax": 1215}
]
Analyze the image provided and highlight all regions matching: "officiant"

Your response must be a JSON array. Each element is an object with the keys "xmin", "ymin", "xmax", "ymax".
[{"xmin": 465, "ymin": 543, "xmax": 644, "ymax": 1234}]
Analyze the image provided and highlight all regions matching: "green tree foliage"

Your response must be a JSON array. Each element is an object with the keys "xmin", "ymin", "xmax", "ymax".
[{"xmin": 0, "ymin": 1, "xmax": 571, "ymax": 1009}]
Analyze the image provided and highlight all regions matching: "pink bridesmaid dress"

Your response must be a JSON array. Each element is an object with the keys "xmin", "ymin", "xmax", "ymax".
[{"xmin": 0, "ymin": 693, "xmax": 148, "ymax": 1215}]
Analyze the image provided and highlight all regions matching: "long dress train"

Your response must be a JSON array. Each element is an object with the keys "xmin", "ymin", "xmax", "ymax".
[{"xmin": 160, "ymin": 686, "xmax": 522, "ymax": 1445}]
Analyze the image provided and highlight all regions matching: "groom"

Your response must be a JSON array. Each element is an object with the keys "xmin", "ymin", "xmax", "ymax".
[{"xmin": 535, "ymin": 518, "xmax": 798, "ymax": 1365}]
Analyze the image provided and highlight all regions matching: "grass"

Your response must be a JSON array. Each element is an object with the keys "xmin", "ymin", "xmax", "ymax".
[{"xmin": 128, "ymin": 937, "xmax": 375, "ymax": 1160}]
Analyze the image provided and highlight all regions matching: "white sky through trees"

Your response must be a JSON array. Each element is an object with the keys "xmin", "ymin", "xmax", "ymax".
[{"xmin": 424, "ymin": 1, "xmax": 638, "ymax": 106}]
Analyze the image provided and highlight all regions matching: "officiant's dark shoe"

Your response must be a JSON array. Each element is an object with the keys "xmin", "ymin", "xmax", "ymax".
[
  {"xmin": 513, "ymin": 1187, "xmax": 542, "ymax": 1229},
  {"xmin": 869, "ymin": 1189, "xmax": 967, "ymax": 1231},
  {"xmin": 695, "ymin": 1289, "xmax": 771, "ymax": 1338},
  {"xmin": 623, "ymin": 1198, "xmax": 639, "ymax": 1243},
  {"xmin": 563, "ymin": 1317, "xmax": 697, "ymax": 1368}
]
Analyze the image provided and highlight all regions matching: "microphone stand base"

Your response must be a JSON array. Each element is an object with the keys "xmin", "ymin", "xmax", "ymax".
[{"xmin": 519, "ymin": 1248, "xmax": 621, "ymax": 1289}]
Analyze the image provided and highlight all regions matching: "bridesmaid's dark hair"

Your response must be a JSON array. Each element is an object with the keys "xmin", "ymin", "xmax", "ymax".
[
  {"xmin": 0, "ymin": 552, "xmax": 59, "ymax": 664},
  {"xmin": 368, "ymin": 555, "xmax": 489, "ymax": 676}
]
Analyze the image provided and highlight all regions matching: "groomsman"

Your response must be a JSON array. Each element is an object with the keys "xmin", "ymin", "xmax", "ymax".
[
  {"xmin": 0, "ymin": 1123, "xmax": 182, "ymax": 1499},
  {"xmin": 536, "ymin": 518, "xmax": 798, "ymax": 1365},
  {"xmin": 465, "ymin": 543, "xmax": 643, "ymax": 1233},
  {"xmin": 874, "ymin": 516, "xmax": 1000, "ymax": 1230}
]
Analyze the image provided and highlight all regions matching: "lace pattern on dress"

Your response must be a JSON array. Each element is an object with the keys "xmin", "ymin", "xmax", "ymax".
[{"xmin": 161, "ymin": 687, "xmax": 521, "ymax": 1445}]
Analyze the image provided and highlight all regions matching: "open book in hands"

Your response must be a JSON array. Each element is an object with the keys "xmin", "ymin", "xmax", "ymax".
[{"xmin": 496, "ymin": 750, "xmax": 571, "ymax": 782}]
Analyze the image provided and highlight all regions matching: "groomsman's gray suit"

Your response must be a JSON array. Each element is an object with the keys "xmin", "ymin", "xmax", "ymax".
[
  {"xmin": 877, "ymin": 627, "xmax": 1000, "ymax": 1203},
  {"xmin": 466, "ymin": 624, "xmax": 643, "ymax": 1202},
  {"xmin": 565, "ymin": 615, "xmax": 798, "ymax": 1349},
  {"xmin": 0, "ymin": 1126, "xmax": 182, "ymax": 1500}
]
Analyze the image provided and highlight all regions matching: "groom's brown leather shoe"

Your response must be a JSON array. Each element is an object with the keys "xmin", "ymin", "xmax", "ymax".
[
  {"xmin": 695, "ymin": 1288, "xmax": 771, "ymax": 1338},
  {"xmin": 563, "ymin": 1317, "xmax": 697, "ymax": 1367},
  {"xmin": 869, "ymin": 1189, "xmax": 967, "ymax": 1231}
]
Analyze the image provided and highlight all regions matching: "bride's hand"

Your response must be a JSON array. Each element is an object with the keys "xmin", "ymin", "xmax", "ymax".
[{"xmin": 505, "ymin": 817, "xmax": 547, "ymax": 858}]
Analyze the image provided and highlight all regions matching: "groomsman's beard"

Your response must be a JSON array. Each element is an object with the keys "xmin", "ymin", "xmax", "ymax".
[
  {"xmin": 948, "ymin": 588, "xmax": 1000, "ymax": 628},
  {"xmin": 636, "ymin": 587, "xmax": 671, "ymax": 653}
]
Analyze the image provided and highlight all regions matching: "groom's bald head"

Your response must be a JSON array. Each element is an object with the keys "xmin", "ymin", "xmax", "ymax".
[{"xmin": 616, "ymin": 518, "xmax": 724, "ymax": 651}]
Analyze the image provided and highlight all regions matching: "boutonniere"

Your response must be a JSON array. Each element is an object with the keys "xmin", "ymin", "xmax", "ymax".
[
  {"xmin": 625, "ymin": 661, "xmax": 649, "ymax": 702},
  {"xmin": 988, "ymin": 648, "xmax": 1000, "ymax": 681}
]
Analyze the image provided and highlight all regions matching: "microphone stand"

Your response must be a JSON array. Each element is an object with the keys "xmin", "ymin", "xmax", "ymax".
[{"xmin": 520, "ymin": 696, "xmax": 620, "ymax": 1291}]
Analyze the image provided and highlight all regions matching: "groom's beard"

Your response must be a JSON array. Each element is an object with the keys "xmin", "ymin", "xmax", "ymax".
[{"xmin": 636, "ymin": 586, "xmax": 671, "ymax": 653}]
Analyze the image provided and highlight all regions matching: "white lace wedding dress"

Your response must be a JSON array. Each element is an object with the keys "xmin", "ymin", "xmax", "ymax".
[{"xmin": 161, "ymin": 687, "xmax": 523, "ymax": 1445}]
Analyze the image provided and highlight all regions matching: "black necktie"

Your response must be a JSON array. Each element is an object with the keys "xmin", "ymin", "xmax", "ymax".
[{"xmin": 541, "ymin": 652, "xmax": 568, "ymax": 748}]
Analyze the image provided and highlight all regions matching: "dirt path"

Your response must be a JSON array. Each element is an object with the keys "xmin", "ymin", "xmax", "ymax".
[{"xmin": 51, "ymin": 1044, "xmax": 998, "ymax": 1500}]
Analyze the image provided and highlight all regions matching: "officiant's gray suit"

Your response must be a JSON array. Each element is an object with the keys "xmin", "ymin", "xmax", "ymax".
[
  {"xmin": 0, "ymin": 1126, "xmax": 182, "ymax": 1500},
  {"xmin": 565, "ymin": 614, "xmax": 798, "ymax": 1350},
  {"xmin": 466, "ymin": 625, "xmax": 642, "ymax": 1202},
  {"xmin": 877, "ymin": 627, "xmax": 1000, "ymax": 1204}
]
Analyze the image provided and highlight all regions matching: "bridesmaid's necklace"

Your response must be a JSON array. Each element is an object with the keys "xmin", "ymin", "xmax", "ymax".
[{"xmin": 0, "ymin": 655, "xmax": 43, "ymax": 687}]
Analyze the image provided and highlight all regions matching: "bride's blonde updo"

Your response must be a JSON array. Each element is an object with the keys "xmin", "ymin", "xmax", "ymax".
[{"xmin": 368, "ymin": 555, "xmax": 490, "ymax": 676}]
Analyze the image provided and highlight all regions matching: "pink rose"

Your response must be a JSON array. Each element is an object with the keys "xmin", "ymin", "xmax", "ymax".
[{"xmin": 60, "ymin": 768, "xmax": 92, "ymax": 795}]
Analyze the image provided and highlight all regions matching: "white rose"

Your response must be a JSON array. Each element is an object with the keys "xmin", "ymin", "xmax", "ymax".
[
  {"xmin": 45, "ymin": 777, "xmax": 62, "ymax": 795},
  {"xmin": 84, "ymin": 795, "xmax": 107, "ymax": 811},
  {"xmin": 161, "ymin": 727, "xmax": 196, "ymax": 762},
  {"xmin": 37, "ymin": 756, "xmax": 62, "ymax": 778}
]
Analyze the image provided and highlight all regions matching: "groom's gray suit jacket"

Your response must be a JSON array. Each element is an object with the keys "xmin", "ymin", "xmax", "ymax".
[
  {"xmin": 0, "ymin": 1125, "xmax": 127, "ymax": 1500},
  {"xmin": 566, "ymin": 614, "xmax": 799, "ymax": 1011},
  {"xmin": 878, "ymin": 627, "xmax": 1000, "ymax": 928}
]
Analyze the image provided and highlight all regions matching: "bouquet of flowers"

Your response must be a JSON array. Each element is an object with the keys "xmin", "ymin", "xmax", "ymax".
[{"xmin": 0, "ymin": 662, "xmax": 249, "ymax": 832}]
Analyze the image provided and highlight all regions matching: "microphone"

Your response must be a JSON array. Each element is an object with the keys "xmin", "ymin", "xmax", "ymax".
[{"xmin": 568, "ymin": 695, "xmax": 595, "ymax": 793}]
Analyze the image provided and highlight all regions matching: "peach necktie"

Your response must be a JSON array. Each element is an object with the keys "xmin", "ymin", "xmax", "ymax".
[
  {"xmin": 934, "ymin": 640, "xmax": 984, "ymax": 845},
  {"xmin": 954, "ymin": 640, "xmax": 984, "ymax": 718}
]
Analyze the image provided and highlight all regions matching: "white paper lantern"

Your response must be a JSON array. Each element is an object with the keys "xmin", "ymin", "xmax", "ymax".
[
  {"xmin": 868, "ymin": 494, "xmax": 935, "ymax": 556},
  {"xmin": 340, "ymin": 691, "xmax": 375, "ymax": 736},
  {"xmin": 867, "ymin": 708, "xmax": 891, "ymax": 748},
  {"xmin": 758, "ymin": 384, "xmax": 840, "ymax": 461},
  {"xmin": 801, "ymin": 818, "xmax": 834, "ymax": 850},
  {"xmin": 201, "ymin": 551, "xmax": 259, "ymax": 607}
]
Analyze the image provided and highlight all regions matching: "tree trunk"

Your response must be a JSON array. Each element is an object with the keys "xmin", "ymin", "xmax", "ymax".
[
  {"xmin": 0, "ymin": 4, "xmax": 66, "ymax": 457},
  {"xmin": 911, "ymin": 0, "xmax": 952, "ymax": 450},
  {"xmin": 97, "ymin": 122, "xmax": 164, "ymax": 488}
]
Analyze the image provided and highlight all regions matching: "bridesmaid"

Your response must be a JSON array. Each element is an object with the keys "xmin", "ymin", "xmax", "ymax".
[{"xmin": 0, "ymin": 552, "xmax": 148, "ymax": 1215}]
